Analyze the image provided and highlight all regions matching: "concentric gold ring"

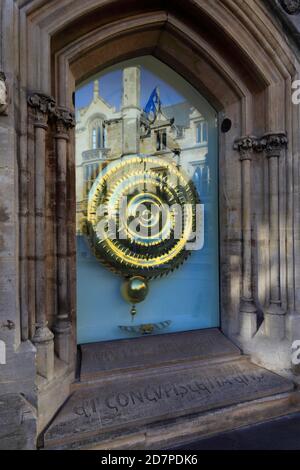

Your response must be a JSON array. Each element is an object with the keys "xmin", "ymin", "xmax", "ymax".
[{"xmin": 86, "ymin": 155, "xmax": 199, "ymax": 278}]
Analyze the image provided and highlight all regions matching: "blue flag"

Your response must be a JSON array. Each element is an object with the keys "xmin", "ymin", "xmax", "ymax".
[{"xmin": 144, "ymin": 87, "xmax": 160, "ymax": 118}]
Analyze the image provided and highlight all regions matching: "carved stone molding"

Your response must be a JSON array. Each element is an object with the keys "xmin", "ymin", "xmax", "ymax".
[
  {"xmin": 54, "ymin": 106, "xmax": 76, "ymax": 136},
  {"xmin": 233, "ymin": 131, "xmax": 288, "ymax": 340},
  {"xmin": 27, "ymin": 94, "xmax": 76, "ymax": 135},
  {"xmin": 260, "ymin": 132, "xmax": 288, "ymax": 157},
  {"xmin": 234, "ymin": 133, "xmax": 288, "ymax": 157},
  {"xmin": 0, "ymin": 72, "xmax": 8, "ymax": 115},
  {"xmin": 279, "ymin": 0, "xmax": 300, "ymax": 15},
  {"xmin": 27, "ymin": 92, "xmax": 56, "ymax": 128},
  {"xmin": 233, "ymin": 136, "xmax": 260, "ymax": 160}
]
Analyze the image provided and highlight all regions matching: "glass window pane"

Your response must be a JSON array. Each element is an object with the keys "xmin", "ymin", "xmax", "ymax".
[
  {"xmin": 97, "ymin": 126, "xmax": 102, "ymax": 148},
  {"xmin": 92, "ymin": 128, "xmax": 97, "ymax": 149},
  {"xmin": 196, "ymin": 123, "xmax": 202, "ymax": 143},
  {"xmin": 75, "ymin": 56, "xmax": 219, "ymax": 344},
  {"xmin": 202, "ymin": 121, "xmax": 208, "ymax": 143}
]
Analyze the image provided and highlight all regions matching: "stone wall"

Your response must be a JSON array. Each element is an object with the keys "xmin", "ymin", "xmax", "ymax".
[{"xmin": 0, "ymin": 394, "xmax": 36, "ymax": 450}]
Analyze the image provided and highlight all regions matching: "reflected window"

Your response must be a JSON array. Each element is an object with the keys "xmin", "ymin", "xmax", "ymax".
[
  {"xmin": 156, "ymin": 129, "xmax": 167, "ymax": 151},
  {"xmin": 195, "ymin": 120, "xmax": 208, "ymax": 144},
  {"xmin": 192, "ymin": 161, "xmax": 210, "ymax": 198},
  {"xmin": 92, "ymin": 128, "xmax": 97, "ymax": 149},
  {"xmin": 90, "ymin": 119, "xmax": 104, "ymax": 149}
]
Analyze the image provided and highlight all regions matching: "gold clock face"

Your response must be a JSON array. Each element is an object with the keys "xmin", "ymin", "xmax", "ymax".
[{"xmin": 86, "ymin": 155, "xmax": 199, "ymax": 279}]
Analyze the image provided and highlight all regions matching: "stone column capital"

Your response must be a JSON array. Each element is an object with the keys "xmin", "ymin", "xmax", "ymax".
[
  {"xmin": 27, "ymin": 92, "xmax": 56, "ymax": 129},
  {"xmin": 54, "ymin": 106, "xmax": 76, "ymax": 138},
  {"xmin": 279, "ymin": 0, "xmax": 300, "ymax": 15},
  {"xmin": 233, "ymin": 135, "xmax": 259, "ymax": 160},
  {"xmin": 260, "ymin": 132, "xmax": 288, "ymax": 158}
]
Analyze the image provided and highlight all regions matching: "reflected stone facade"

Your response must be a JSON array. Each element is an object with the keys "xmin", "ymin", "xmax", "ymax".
[{"xmin": 75, "ymin": 73, "xmax": 209, "ymax": 234}]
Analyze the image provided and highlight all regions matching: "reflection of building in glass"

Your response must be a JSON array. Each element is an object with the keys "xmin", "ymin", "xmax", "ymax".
[{"xmin": 75, "ymin": 67, "xmax": 210, "ymax": 233}]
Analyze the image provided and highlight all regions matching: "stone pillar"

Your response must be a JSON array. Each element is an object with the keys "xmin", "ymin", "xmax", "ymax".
[
  {"xmin": 53, "ymin": 107, "xmax": 75, "ymax": 363},
  {"xmin": 27, "ymin": 93, "xmax": 56, "ymax": 380},
  {"xmin": 122, "ymin": 67, "xmax": 141, "ymax": 155},
  {"xmin": 234, "ymin": 136, "xmax": 258, "ymax": 339},
  {"xmin": 262, "ymin": 132, "xmax": 288, "ymax": 340}
]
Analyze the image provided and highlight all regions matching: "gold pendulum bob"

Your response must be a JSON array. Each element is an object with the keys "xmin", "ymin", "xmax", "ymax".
[{"xmin": 121, "ymin": 276, "xmax": 149, "ymax": 320}]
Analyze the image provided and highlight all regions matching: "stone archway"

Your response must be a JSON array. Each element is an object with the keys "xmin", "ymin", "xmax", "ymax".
[{"xmin": 2, "ymin": 0, "xmax": 300, "ymax": 445}]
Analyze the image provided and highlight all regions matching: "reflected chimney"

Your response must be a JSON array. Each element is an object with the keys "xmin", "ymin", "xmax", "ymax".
[
  {"xmin": 121, "ymin": 67, "xmax": 141, "ymax": 155},
  {"xmin": 93, "ymin": 79, "xmax": 99, "ymax": 102}
]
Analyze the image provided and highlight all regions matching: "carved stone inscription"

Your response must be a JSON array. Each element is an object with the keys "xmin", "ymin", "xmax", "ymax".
[
  {"xmin": 45, "ymin": 359, "xmax": 293, "ymax": 446},
  {"xmin": 80, "ymin": 329, "xmax": 240, "ymax": 378}
]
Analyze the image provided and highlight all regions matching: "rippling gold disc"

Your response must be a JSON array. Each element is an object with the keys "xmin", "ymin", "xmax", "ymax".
[{"xmin": 86, "ymin": 155, "xmax": 199, "ymax": 278}]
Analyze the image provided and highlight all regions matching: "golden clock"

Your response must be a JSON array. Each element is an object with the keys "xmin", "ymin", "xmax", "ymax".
[{"xmin": 86, "ymin": 154, "xmax": 199, "ymax": 316}]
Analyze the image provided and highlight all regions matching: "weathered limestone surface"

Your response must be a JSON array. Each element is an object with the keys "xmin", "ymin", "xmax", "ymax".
[
  {"xmin": 234, "ymin": 137, "xmax": 259, "ymax": 340},
  {"xmin": 44, "ymin": 357, "xmax": 294, "ymax": 449},
  {"xmin": 0, "ymin": 341, "xmax": 36, "ymax": 401},
  {"xmin": 266, "ymin": 0, "xmax": 300, "ymax": 45},
  {"xmin": 80, "ymin": 329, "xmax": 240, "ymax": 379},
  {"xmin": 0, "ymin": 2, "xmax": 37, "ymax": 447},
  {"xmin": 53, "ymin": 106, "xmax": 75, "ymax": 364},
  {"xmin": 0, "ymin": 394, "xmax": 36, "ymax": 450}
]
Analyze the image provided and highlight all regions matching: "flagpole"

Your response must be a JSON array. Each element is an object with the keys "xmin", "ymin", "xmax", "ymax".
[{"xmin": 156, "ymin": 86, "xmax": 161, "ymax": 113}]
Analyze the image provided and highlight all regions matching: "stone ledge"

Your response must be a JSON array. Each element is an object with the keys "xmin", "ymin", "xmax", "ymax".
[
  {"xmin": 79, "ymin": 329, "xmax": 241, "ymax": 382},
  {"xmin": 86, "ymin": 390, "xmax": 300, "ymax": 450},
  {"xmin": 0, "ymin": 394, "xmax": 36, "ymax": 450},
  {"xmin": 36, "ymin": 356, "xmax": 75, "ymax": 434},
  {"xmin": 43, "ymin": 357, "xmax": 295, "ymax": 449}
]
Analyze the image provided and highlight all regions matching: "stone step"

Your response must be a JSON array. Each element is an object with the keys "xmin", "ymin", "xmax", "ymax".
[
  {"xmin": 43, "ymin": 356, "xmax": 295, "ymax": 450},
  {"xmin": 79, "ymin": 329, "xmax": 241, "ymax": 383}
]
